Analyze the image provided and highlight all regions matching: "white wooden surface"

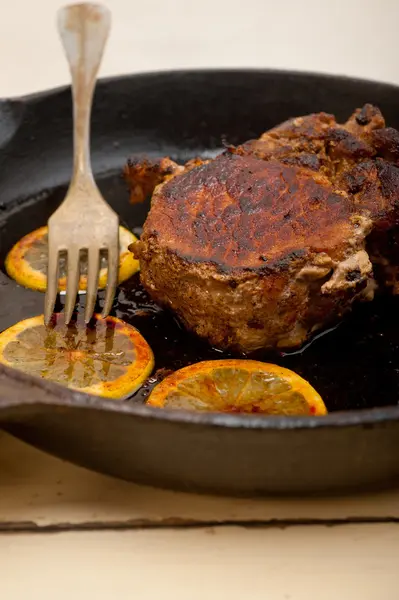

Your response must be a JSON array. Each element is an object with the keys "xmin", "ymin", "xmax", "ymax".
[
  {"xmin": 1, "ymin": 0, "xmax": 399, "ymax": 597},
  {"xmin": 2, "ymin": 525, "xmax": 399, "ymax": 600}
]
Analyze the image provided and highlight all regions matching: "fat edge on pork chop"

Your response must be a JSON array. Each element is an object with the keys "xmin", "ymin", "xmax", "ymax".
[{"xmin": 124, "ymin": 104, "xmax": 399, "ymax": 353}]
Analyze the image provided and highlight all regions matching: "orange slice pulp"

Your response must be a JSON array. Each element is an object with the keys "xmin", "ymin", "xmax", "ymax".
[
  {"xmin": 0, "ymin": 314, "xmax": 153, "ymax": 399},
  {"xmin": 147, "ymin": 359, "xmax": 327, "ymax": 415},
  {"xmin": 5, "ymin": 225, "xmax": 140, "ymax": 292}
]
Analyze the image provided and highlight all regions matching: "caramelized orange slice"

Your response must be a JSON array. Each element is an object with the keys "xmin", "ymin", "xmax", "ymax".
[
  {"xmin": 0, "ymin": 314, "xmax": 153, "ymax": 399},
  {"xmin": 5, "ymin": 225, "xmax": 140, "ymax": 292},
  {"xmin": 147, "ymin": 359, "xmax": 327, "ymax": 415}
]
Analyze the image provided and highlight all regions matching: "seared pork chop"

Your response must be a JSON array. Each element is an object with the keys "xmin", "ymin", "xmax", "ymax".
[{"xmin": 125, "ymin": 104, "xmax": 399, "ymax": 353}]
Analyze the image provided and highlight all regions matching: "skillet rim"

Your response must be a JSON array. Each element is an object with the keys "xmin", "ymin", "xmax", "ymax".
[
  {"xmin": 0, "ymin": 361, "xmax": 398, "ymax": 430},
  {"xmin": 1, "ymin": 67, "xmax": 399, "ymax": 431},
  {"xmin": 8, "ymin": 66, "xmax": 399, "ymax": 103}
]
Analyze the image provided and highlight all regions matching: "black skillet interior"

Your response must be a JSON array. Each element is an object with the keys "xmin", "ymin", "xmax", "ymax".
[{"xmin": 1, "ymin": 69, "xmax": 399, "ymax": 496}]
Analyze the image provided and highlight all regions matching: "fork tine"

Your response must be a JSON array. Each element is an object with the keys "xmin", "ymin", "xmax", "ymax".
[
  {"xmin": 84, "ymin": 247, "xmax": 100, "ymax": 323},
  {"xmin": 102, "ymin": 241, "xmax": 119, "ymax": 318},
  {"xmin": 44, "ymin": 245, "xmax": 60, "ymax": 326},
  {"xmin": 64, "ymin": 247, "xmax": 81, "ymax": 325}
]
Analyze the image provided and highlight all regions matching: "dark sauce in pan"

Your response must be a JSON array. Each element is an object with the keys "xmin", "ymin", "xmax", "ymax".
[{"xmin": 0, "ymin": 173, "xmax": 399, "ymax": 412}]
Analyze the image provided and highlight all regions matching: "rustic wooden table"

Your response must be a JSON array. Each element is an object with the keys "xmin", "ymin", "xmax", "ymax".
[{"xmin": 1, "ymin": 1, "xmax": 399, "ymax": 598}]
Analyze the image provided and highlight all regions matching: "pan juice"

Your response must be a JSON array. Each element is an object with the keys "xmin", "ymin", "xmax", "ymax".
[{"xmin": 1, "ymin": 173, "xmax": 399, "ymax": 412}]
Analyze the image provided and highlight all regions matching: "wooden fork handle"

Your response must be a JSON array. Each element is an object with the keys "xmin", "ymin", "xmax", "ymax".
[{"xmin": 57, "ymin": 3, "xmax": 111, "ymax": 181}]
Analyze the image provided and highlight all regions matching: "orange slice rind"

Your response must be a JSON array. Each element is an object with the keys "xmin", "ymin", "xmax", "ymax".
[
  {"xmin": 5, "ymin": 225, "xmax": 140, "ymax": 292},
  {"xmin": 0, "ymin": 314, "xmax": 153, "ymax": 399},
  {"xmin": 147, "ymin": 359, "xmax": 327, "ymax": 415}
]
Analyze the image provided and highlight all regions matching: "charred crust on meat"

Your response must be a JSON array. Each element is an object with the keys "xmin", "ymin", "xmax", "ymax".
[
  {"xmin": 247, "ymin": 319, "xmax": 264, "ymax": 330},
  {"xmin": 142, "ymin": 153, "xmax": 357, "ymax": 273},
  {"xmin": 341, "ymin": 161, "xmax": 372, "ymax": 194},
  {"xmin": 326, "ymin": 128, "xmax": 374, "ymax": 160},
  {"xmin": 346, "ymin": 268, "xmax": 362, "ymax": 282},
  {"xmin": 281, "ymin": 153, "xmax": 321, "ymax": 171},
  {"xmin": 128, "ymin": 103, "xmax": 399, "ymax": 352},
  {"xmin": 267, "ymin": 112, "xmax": 335, "ymax": 139},
  {"xmin": 124, "ymin": 156, "xmax": 182, "ymax": 204},
  {"xmin": 376, "ymin": 159, "xmax": 399, "ymax": 200},
  {"xmin": 371, "ymin": 128, "xmax": 399, "ymax": 161},
  {"xmin": 273, "ymin": 249, "xmax": 308, "ymax": 271},
  {"xmin": 356, "ymin": 106, "xmax": 372, "ymax": 125},
  {"xmin": 347, "ymin": 104, "xmax": 385, "ymax": 133},
  {"xmin": 355, "ymin": 103, "xmax": 383, "ymax": 126}
]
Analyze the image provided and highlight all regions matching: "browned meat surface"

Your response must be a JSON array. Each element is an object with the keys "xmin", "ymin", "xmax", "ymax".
[
  {"xmin": 124, "ymin": 157, "xmax": 206, "ymax": 204},
  {"xmin": 124, "ymin": 157, "xmax": 183, "ymax": 204},
  {"xmin": 126, "ymin": 104, "xmax": 399, "ymax": 353}
]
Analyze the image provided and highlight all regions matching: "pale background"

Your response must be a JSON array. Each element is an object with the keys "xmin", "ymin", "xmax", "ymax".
[
  {"xmin": 1, "ymin": 0, "xmax": 399, "ymax": 97},
  {"xmin": 2, "ymin": 0, "xmax": 399, "ymax": 598}
]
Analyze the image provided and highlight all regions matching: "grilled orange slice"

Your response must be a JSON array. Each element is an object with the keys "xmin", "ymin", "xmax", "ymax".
[
  {"xmin": 147, "ymin": 359, "xmax": 326, "ymax": 415},
  {"xmin": 5, "ymin": 225, "xmax": 140, "ymax": 292},
  {"xmin": 0, "ymin": 314, "xmax": 153, "ymax": 399}
]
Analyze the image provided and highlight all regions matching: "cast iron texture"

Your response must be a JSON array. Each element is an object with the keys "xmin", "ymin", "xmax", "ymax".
[{"xmin": 1, "ymin": 69, "xmax": 399, "ymax": 496}]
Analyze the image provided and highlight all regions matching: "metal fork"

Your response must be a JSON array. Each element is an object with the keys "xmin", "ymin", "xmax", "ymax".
[{"xmin": 44, "ymin": 3, "xmax": 119, "ymax": 326}]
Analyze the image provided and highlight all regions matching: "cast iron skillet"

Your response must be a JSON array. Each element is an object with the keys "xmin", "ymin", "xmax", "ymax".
[{"xmin": 1, "ymin": 69, "xmax": 399, "ymax": 496}]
